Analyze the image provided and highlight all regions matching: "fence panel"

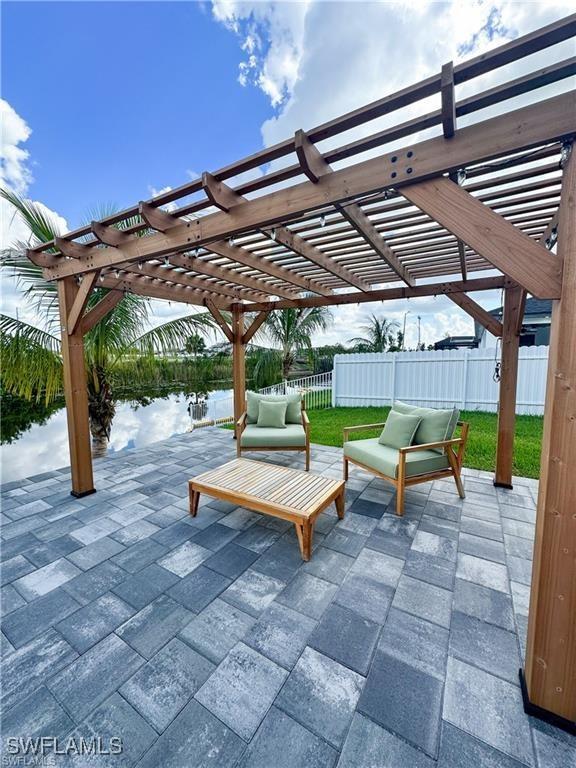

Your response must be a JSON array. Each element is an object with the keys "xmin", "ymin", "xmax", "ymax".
[{"xmin": 333, "ymin": 347, "xmax": 548, "ymax": 415}]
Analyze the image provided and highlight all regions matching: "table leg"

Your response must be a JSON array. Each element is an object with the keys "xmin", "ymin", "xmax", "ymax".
[
  {"xmin": 335, "ymin": 488, "xmax": 345, "ymax": 519},
  {"xmin": 189, "ymin": 485, "xmax": 200, "ymax": 517},
  {"xmin": 295, "ymin": 520, "xmax": 313, "ymax": 561}
]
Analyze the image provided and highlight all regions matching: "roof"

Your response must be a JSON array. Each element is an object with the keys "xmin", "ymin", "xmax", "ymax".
[{"xmin": 488, "ymin": 297, "xmax": 553, "ymax": 319}]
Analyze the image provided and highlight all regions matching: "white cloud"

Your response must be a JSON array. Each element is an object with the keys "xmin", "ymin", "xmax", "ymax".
[{"xmin": 211, "ymin": 0, "xmax": 571, "ymax": 346}]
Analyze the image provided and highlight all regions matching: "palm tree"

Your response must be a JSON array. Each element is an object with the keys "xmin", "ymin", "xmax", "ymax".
[
  {"xmin": 185, "ymin": 332, "xmax": 206, "ymax": 360},
  {"xmin": 249, "ymin": 306, "xmax": 332, "ymax": 387},
  {"xmin": 0, "ymin": 189, "xmax": 215, "ymax": 454},
  {"xmin": 348, "ymin": 314, "xmax": 399, "ymax": 352}
]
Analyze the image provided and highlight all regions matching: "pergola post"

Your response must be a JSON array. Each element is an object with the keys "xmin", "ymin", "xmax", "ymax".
[
  {"xmin": 494, "ymin": 284, "xmax": 524, "ymax": 488},
  {"xmin": 57, "ymin": 277, "xmax": 95, "ymax": 497},
  {"xmin": 232, "ymin": 304, "xmax": 246, "ymax": 439},
  {"xmin": 522, "ymin": 146, "xmax": 576, "ymax": 730}
]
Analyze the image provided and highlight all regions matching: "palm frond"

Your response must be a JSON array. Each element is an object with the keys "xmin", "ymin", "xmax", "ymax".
[
  {"xmin": 0, "ymin": 314, "xmax": 62, "ymax": 403},
  {"xmin": 0, "ymin": 188, "xmax": 63, "ymax": 324},
  {"xmin": 127, "ymin": 312, "xmax": 216, "ymax": 357}
]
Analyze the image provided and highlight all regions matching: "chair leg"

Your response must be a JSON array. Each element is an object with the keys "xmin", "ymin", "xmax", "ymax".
[
  {"xmin": 343, "ymin": 458, "xmax": 349, "ymax": 481},
  {"xmin": 395, "ymin": 482, "xmax": 405, "ymax": 516},
  {"xmin": 305, "ymin": 443, "xmax": 310, "ymax": 471},
  {"xmin": 447, "ymin": 448, "xmax": 465, "ymax": 498}
]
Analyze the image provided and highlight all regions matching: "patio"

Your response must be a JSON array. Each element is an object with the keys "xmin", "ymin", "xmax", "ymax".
[{"xmin": 1, "ymin": 429, "xmax": 572, "ymax": 767}]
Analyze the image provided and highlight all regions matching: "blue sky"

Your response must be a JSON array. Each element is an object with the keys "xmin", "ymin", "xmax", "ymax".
[
  {"xmin": 1, "ymin": 1, "xmax": 572, "ymax": 346},
  {"xmin": 2, "ymin": 1, "xmax": 272, "ymax": 227}
]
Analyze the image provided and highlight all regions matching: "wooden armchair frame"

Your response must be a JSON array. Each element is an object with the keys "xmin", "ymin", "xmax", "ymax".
[
  {"xmin": 343, "ymin": 421, "xmax": 469, "ymax": 516},
  {"xmin": 237, "ymin": 397, "xmax": 311, "ymax": 471}
]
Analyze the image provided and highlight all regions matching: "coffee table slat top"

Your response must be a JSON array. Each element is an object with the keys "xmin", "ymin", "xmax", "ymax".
[{"xmin": 190, "ymin": 458, "xmax": 343, "ymax": 519}]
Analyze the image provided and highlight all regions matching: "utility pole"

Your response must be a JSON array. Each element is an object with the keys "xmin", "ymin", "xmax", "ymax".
[
  {"xmin": 417, "ymin": 315, "xmax": 421, "ymax": 348},
  {"xmin": 402, "ymin": 311, "xmax": 410, "ymax": 350}
]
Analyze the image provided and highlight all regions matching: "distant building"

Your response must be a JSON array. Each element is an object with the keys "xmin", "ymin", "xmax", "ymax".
[
  {"xmin": 475, "ymin": 297, "xmax": 552, "ymax": 348},
  {"xmin": 433, "ymin": 336, "xmax": 479, "ymax": 351}
]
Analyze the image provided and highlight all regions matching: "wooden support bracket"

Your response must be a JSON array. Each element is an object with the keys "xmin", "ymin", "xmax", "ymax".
[
  {"xmin": 67, "ymin": 272, "xmax": 100, "ymax": 335},
  {"xmin": 448, "ymin": 292, "xmax": 503, "ymax": 337},
  {"xmin": 80, "ymin": 289, "xmax": 125, "ymax": 335},
  {"xmin": 206, "ymin": 299, "xmax": 233, "ymax": 342},
  {"xmin": 243, "ymin": 311, "xmax": 269, "ymax": 344}
]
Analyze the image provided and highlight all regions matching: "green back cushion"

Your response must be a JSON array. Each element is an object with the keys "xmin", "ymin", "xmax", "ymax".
[
  {"xmin": 392, "ymin": 401, "xmax": 459, "ymax": 447},
  {"xmin": 257, "ymin": 400, "xmax": 287, "ymax": 429},
  {"xmin": 246, "ymin": 391, "xmax": 302, "ymax": 424},
  {"xmin": 378, "ymin": 410, "xmax": 422, "ymax": 449}
]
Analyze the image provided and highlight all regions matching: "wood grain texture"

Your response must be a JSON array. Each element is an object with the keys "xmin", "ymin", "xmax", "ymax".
[
  {"xmin": 188, "ymin": 458, "xmax": 344, "ymax": 560},
  {"xmin": 401, "ymin": 177, "xmax": 563, "ymax": 298},
  {"xmin": 525, "ymin": 146, "xmax": 576, "ymax": 722},
  {"xmin": 58, "ymin": 278, "xmax": 94, "ymax": 496}
]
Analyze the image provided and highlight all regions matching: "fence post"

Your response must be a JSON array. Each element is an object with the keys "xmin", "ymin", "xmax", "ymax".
[
  {"xmin": 462, "ymin": 350, "xmax": 469, "ymax": 410},
  {"xmin": 391, "ymin": 353, "xmax": 397, "ymax": 405},
  {"xmin": 331, "ymin": 362, "xmax": 337, "ymax": 407}
]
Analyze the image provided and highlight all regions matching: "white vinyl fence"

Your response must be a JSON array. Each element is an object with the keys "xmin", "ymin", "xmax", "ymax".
[{"xmin": 332, "ymin": 347, "xmax": 548, "ymax": 415}]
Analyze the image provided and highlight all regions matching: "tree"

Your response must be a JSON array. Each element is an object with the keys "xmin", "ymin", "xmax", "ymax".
[
  {"xmin": 185, "ymin": 332, "xmax": 206, "ymax": 359},
  {"xmin": 249, "ymin": 306, "xmax": 332, "ymax": 387},
  {"xmin": 348, "ymin": 314, "xmax": 399, "ymax": 352},
  {"xmin": 0, "ymin": 189, "xmax": 215, "ymax": 454}
]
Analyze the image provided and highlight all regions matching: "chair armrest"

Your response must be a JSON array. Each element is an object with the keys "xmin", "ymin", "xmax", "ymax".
[
  {"xmin": 343, "ymin": 422, "xmax": 387, "ymax": 442},
  {"xmin": 399, "ymin": 437, "xmax": 462, "ymax": 454},
  {"xmin": 236, "ymin": 412, "xmax": 247, "ymax": 431},
  {"xmin": 302, "ymin": 411, "xmax": 310, "ymax": 429}
]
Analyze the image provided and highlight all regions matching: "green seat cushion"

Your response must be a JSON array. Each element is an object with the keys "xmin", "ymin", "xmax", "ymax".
[
  {"xmin": 344, "ymin": 438, "xmax": 449, "ymax": 479},
  {"xmin": 246, "ymin": 391, "xmax": 302, "ymax": 424},
  {"xmin": 392, "ymin": 401, "xmax": 459, "ymax": 450},
  {"xmin": 378, "ymin": 410, "xmax": 422, "ymax": 449},
  {"xmin": 241, "ymin": 424, "xmax": 306, "ymax": 448},
  {"xmin": 257, "ymin": 400, "xmax": 287, "ymax": 429}
]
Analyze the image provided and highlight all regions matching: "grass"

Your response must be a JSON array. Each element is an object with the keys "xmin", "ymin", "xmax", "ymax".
[{"xmin": 307, "ymin": 406, "xmax": 543, "ymax": 479}]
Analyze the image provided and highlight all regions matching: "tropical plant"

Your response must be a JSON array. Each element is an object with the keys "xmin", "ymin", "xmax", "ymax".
[
  {"xmin": 0, "ymin": 189, "xmax": 215, "ymax": 454},
  {"xmin": 185, "ymin": 332, "xmax": 206, "ymax": 359},
  {"xmin": 348, "ymin": 314, "xmax": 399, "ymax": 352},
  {"xmin": 249, "ymin": 306, "xmax": 332, "ymax": 387}
]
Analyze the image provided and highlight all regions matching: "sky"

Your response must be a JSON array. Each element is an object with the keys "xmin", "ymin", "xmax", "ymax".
[{"xmin": 1, "ymin": 0, "xmax": 573, "ymax": 349}]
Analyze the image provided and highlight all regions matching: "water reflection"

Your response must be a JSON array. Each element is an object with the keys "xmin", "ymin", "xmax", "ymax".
[{"xmin": 0, "ymin": 390, "xmax": 233, "ymax": 483}]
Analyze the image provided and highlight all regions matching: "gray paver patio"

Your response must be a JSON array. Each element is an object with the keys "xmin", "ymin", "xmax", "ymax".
[{"xmin": 0, "ymin": 427, "xmax": 571, "ymax": 767}]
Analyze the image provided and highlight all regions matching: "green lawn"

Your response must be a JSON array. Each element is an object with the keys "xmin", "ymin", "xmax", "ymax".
[{"xmin": 307, "ymin": 406, "xmax": 543, "ymax": 479}]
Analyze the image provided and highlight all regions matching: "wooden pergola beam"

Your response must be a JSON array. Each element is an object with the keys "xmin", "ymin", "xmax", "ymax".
[
  {"xmin": 205, "ymin": 240, "xmax": 333, "ymax": 297},
  {"xmin": 441, "ymin": 61, "xmax": 456, "ymax": 138},
  {"xmin": 448, "ymin": 292, "xmax": 502, "ymax": 337},
  {"xmin": 400, "ymin": 177, "xmax": 563, "ymax": 298},
  {"xmin": 204, "ymin": 170, "xmax": 369, "ymax": 292},
  {"xmin": 294, "ymin": 129, "xmax": 414, "ymax": 286},
  {"xmin": 42, "ymin": 91, "xmax": 575, "ymax": 282},
  {"xmin": 241, "ymin": 275, "xmax": 505, "ymax": 312}
]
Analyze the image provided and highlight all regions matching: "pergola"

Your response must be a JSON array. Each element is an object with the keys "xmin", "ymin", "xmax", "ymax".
[{"xmin": 25, "ymin": 15, "xmax": 575, "ymax": 730}]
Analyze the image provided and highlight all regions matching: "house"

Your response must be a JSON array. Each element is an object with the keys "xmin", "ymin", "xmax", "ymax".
[{"xmin": 476, "ymin": 297, "xmax": 552, "ymax": 348}]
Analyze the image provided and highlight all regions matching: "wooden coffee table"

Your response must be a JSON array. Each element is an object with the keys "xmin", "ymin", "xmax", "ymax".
[{"xmin": 188, "ymin": 458, "xmax": 345, "ymax": 561}]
